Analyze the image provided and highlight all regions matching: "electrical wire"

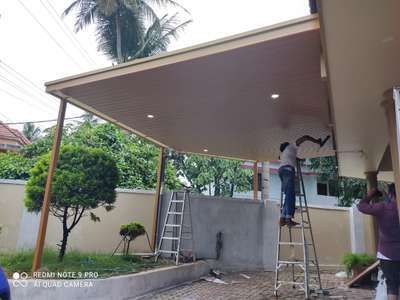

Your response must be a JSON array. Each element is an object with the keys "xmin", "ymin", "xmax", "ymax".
[
  {"xmin": 0, "ymin": 60, "xmax": 57, "ymax": 106},
  {"xmin": 17, "ymin": 0, "xmax": 85, "ymax": 71},
  {"xmin": 0, "ymin": 62, "xmax": 58, "ymax": 112},
  {"xmin": 0, "ymin": 74, "xmax": 56, "ymax": 115},
  {"xmin": 0, "ymin": 112, "xmax": 13, "ymax": 123},
  {"xmin": 3, "ymin": 115, "xmax": 86, "ymax": 125},
  {"xmin": 40, "ymin": 0, "xmax": 98, "ymax": 67},
  {"xmin": 0, "ymin": 88, "xmax": 55, "ymax": 114}
]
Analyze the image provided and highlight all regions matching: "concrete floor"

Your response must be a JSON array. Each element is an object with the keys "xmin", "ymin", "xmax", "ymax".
[{"xmin": 136, "ymin": 269, "xmax": 374, "ymax": 300}]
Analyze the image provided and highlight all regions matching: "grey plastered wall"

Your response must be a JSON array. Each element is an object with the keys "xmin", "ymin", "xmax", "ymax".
[{"xmin": 157, "ymin": 193, "xmax": 279, "ymax": 271}]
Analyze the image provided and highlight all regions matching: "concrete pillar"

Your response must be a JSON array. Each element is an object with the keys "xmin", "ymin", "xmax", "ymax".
[
  {"xmin": 261, "ymin": 162, "xmax": 270, "ymax": 202},
  {"xmin": 364, "ymin": 171, "xmax": 378, "ymax": 253},
  {"xmin": 382, "ymin": 89, "xmax": 400, "ymax": 221}
]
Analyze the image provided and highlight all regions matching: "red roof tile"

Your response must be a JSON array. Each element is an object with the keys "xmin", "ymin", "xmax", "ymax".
[{"xmin": 0, "ymin": 122, "xmax": 31, "ymax": 145}]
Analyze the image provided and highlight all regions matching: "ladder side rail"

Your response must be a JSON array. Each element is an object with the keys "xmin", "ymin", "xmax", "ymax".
[
  {"xmin": 274, "ymin": 191, "xmax": 284, "ymax": 296},
  {"xmin": 172, "ymin": 192, "xmax": 179, "ymax": 256},
  {"xmin": 298, "ymin": 161, "xmax": 322, "ymax": 291},
  {"xmin": 297, "ymin": 160, "xmax": 309, "ymax": 298},
  {"xmin": 156, "ymin": 192, "xmax": 175, "ymax": 259},
  {"xmin": 288, "ymin": 227, "xmax": 296, "ymax": 284},
  {"xmin": 175, "ymin": 190, "xmax": 187, "ymax": 265}
]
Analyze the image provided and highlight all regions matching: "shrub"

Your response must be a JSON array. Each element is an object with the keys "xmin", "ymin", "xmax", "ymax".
[
  {"xmin": 119, "ymin": 222, "xmax": 146, "ymax": 255},
  {"xmin": 342, "ymin": 252, "xmax": 375, "ymax": 275}
]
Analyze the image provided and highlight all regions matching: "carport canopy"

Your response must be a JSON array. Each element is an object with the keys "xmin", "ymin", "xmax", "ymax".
[{"xmin": 45, "ymin": 14, "xmax": 333, "ymax": 162}]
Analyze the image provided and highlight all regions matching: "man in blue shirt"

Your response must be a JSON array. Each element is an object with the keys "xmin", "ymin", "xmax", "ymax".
[{"xmin": 0, "ymin": 267, "xmax": 10, "ymax": 300}]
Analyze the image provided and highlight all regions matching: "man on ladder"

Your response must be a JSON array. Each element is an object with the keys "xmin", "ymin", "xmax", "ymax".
[
  {"xmin": 275, "ymin": 134, "xmax": 330, "ymax": 299},
  {"xmin": 278, "ymin": 135, "xmax": 330, "ymax": 227}
]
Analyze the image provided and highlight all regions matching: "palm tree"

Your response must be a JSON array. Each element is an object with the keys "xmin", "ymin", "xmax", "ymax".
[
  {"xmin": 63, "ymin": 0, "xmax": 191, "ymax": 63},
  {"xmin": 23, "ymin": 122, "xmax": 41, "ymax": 142}
]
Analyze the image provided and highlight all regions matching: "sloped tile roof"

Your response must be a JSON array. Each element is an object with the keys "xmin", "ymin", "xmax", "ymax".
[{"xmin": 0, "ymin": 122, "xmax": 31, "ymax": 145}]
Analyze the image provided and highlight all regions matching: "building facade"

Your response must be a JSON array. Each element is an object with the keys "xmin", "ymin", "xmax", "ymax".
[{"xmin": 0, "ymin": 122, "xmax": 30, "ymax": 152}]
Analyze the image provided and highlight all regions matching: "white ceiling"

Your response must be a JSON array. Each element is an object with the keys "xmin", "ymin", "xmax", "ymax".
[
  {"xmin": 47, "ymin": 16, "xmax": 333, "ymax": 162},
  {"xmin": 319, "ymin": 0, "xmax": 400, "ymax": 179}
]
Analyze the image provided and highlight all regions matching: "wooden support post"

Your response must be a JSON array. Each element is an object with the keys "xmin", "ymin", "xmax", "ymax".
[
  {"xmin": 151, "ymin": 147, "xmax": 166, "ymax": 251},
  {"xmin": 253, "ymin": 161, "xmax": 258, "ymax": 200},
  {"xmin": 365, "ymin": 171, "xmax": 379, "ymax": 253},
  {"xmin": 32, "ymin": 100, "xmax": 66, "ymax": 272},
  {"xmin": 382, "ymin": 90, "xmax": 400, "ymax": 221}
]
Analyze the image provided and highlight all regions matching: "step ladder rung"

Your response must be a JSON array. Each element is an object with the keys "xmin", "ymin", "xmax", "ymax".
[
  {"xmin": 167, "ymin": 212, "xmax": 183, "ymax": 215},
  {"xmin": 158, "ymin": 250, "xmax": 179, "ymax": 254},
  {"xmin": 278, "ymin": 242, "xmax": 312, "ymax": 246},
  {"xmin": 277, "ymin": 281, "xmax": 305, "ymax": 286},
  {"xmin": 161, "ymin": 237, "xmax": 180, "ymax": 240},
  {"xmin": 278, "ymin": 260, "xmax": 304, "ymax": 265},
  {"xmin": 171, "ymin": 200, "xmax": 184, "ymax": 203},
  {"xmin": 165, "ymin": 224, "xmax": 181, "ymax": 227}
]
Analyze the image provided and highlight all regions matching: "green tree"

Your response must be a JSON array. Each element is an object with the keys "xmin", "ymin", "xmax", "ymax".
[
  {"xmin": 25, "ymin": 145, "xmax": 119, "ymax": 260},
  {"xmin": 0, "ymin": 152, "xmax": 34, "ymax": 180},
  {"xmin": 71, "ymin": 122, "xmax": 180, "ymax": 189},
  {"xmin": 63, "ymin": 0, "xmax": 191, "ymax": 63},
  {"xmin": 22, "ymin": 122, "xmax": 41, "ymax": 142},
  {"xmin": 309, "ymin": 156, "xmax": 367, "ymax": 206},
  {"xmin": 172, "ymin": 153, "xmax": 252, "ymax": 197},
  {"xmin": 19, "ymin": 121, "xmax": 180, "ymax": 190}
]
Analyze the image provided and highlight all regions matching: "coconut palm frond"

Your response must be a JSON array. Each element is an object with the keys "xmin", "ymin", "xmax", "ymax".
[
  {"xmin": 64, "ymin": 0, "xmax": 191, "ymax": 62},
  {"xmin": 133, "ymin": 13, "xmax": 191, "ymax": 59},
  {"xmin": 62, "ymin": 0, "xmax": 83, "ymax": 18},
  {"xmin": 144, "ymin": 0, "xmax": 190, "ymax": 14}
]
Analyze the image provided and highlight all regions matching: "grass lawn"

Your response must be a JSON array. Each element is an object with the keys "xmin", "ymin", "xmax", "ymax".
[{"xmin": 0, "ymin": 249, "xmax": 169, "ymax": 278}]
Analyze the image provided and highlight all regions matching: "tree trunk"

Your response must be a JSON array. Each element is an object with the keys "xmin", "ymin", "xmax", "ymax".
[
  {"xmin": 115, "ymin": 12, "xmax": 123, "ymax": 63},
  {"xmin": 59, "ymin": 229, "xmax": 69, "ymax": 261},
  {"xmin": 59, "ymin": 207, "xmax": 69, "ymax": 261}
]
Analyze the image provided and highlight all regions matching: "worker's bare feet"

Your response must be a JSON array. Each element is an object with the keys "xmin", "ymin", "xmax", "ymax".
[
  {"xmin": 279, "ymin": 217, "xmax": 286, "ymax": 226},
  {"xmin": 285, "ymin": 218, "xmax": 300, "ymax": 227}
]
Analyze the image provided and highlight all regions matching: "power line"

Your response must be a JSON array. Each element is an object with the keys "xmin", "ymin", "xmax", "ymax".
[
  {"xmin": 0, "ymin": 88, "xmax": 55, "ymax": 114},
  {"xmin": 0, "ymin": 74, "xmax": 56, "ymax": 115},
  {"xmin": 17, "ymin": 0, "xmax": 85, "ymax": 71},
  {"xmin": 0, "ymin": 59, "xmax": 57, "ymax": 106},
  {"xmin": 4, "ymin": 115, "xmax": 86, "ymax": 125},
  {"xmin": 0, "ymin": 112, "xmax": 13, "ymax": 123},
  {"xmin": 40, "ymin": 0, "xmax": 98, "ymax": 67},
  {"xmin": 0, "ymin": 61, "xmax": 58, "ymax": 111}
]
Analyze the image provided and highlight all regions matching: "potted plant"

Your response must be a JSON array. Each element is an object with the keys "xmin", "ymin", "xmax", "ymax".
[{"xmin": 342, "ymin": 253, "xmax": 376, "ymax": 278}]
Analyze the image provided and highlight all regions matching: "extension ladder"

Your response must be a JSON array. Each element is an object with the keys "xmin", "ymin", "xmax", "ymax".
[
  {"xmin": 155, "ymin": 189, "xmax": 196, "ymax": 265},
  {"xmin": 274, "ymin": 159, "xmax": 325, "ymax": 299}
]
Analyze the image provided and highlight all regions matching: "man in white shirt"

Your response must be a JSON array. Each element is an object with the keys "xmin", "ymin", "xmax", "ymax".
[{"xmin": 279, "ymin": 135, "xmax": 330, "ymax": 227}]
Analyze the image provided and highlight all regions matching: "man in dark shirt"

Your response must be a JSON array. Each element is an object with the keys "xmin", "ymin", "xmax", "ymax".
[{"xmin": 358, "ymin": 184, "xmax": 400, "ymax": 300}]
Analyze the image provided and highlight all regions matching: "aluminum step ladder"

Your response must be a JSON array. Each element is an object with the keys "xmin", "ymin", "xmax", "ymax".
[
  {"xmin": 274, "ymin": 159, "xmax": 325, "ymax": 299},
  {"xmin": 155, "ymin": 188, "xmax": 196, "ymax": 265}
]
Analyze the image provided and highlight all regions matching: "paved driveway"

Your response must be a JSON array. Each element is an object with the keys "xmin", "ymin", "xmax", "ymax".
[{"xmin": 136, "ymin": 269, "xmax": 374, "ymax": 300}]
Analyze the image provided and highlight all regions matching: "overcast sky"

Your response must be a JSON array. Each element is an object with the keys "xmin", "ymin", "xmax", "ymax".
[{"xmin": 0, "ymin": 0, "xmax": 309, "ymax": 131}]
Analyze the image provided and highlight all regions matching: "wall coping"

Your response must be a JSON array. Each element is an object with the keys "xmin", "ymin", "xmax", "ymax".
[
  {"xmin": 0, "ymin": 179, "xmax": 155, "ymax": 195},
  {"xmin": 0, "ymin": 179, "xmax": 26, "ymax": 185}
]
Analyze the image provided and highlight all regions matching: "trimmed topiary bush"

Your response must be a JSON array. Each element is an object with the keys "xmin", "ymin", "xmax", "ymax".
[{"xmin": 119, "ymin": 222, "xmax": 146, "ymax": 255}]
